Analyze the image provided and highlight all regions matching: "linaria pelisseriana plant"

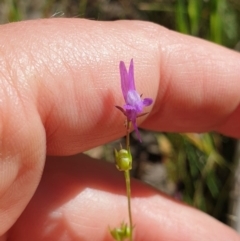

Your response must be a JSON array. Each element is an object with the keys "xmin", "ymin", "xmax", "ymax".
[{"xmin": 110, "ymin": 59, "xmax": 153, "ymax": 241}]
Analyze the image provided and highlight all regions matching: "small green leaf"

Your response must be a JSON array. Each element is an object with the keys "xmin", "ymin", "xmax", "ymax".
[{"xmin": 110, "ymin": 223, "xmax": 131, "ymax": 241}]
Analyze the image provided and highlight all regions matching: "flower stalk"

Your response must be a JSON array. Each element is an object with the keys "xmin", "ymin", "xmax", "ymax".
[
  {"xmin": 111, "ymin": 59, "xmax": 153, "ymax": 241},
  {"xmin": 125, "ymin": 120, "xmax": 133, "ymax": 241},
  {"xmin": 124, "ymin": 160, "xmax": 133, "ymax": 241},
  {"xmin": 112, "ymin": 142, "xmax": 133, "ymax": 240}
]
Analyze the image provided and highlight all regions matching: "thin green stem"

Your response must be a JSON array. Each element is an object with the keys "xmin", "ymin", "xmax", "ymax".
[
  {"xmin": 125, "ymin": 120, "xmax": 133, "ymax": 241},
  {"xmin": 124, "ymin": 170, "xmax": 133, "ymax": 241}
]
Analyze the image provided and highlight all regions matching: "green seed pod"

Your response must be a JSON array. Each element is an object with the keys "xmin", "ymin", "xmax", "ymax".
[{"xmin": 114, "ymin": 148, "xmax": 132, "ymax": 171}]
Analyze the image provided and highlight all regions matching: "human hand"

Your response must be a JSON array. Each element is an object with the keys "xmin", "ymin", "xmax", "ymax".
[{"xmin": 0, "ymin": 19, "xmax": 239, "ymax": 240}]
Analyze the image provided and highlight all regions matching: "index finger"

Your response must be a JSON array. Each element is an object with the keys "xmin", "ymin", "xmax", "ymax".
[{"xmin": 1, "ymin": 19, "xmax": 239, "ymax": 156}]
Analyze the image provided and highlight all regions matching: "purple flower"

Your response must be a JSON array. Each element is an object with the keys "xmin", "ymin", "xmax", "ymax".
[{"xmin": 116, "ymin": 59, "xmax": 153, "ymax": 142}]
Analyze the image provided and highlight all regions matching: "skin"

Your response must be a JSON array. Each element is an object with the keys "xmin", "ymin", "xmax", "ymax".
[{"xmin": 0, "ymin": 18, "xmax": 239, "ymax": 240}]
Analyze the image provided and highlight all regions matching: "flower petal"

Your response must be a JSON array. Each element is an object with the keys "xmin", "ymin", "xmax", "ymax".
[
  {"xmin": 126, "ymin": 90, "xmax": 141, "ymax": 106},
  {"xmin": 128, "ymin": 59, "xmax": 135, "ymax": 91},
  {"xmin": 124, "ymin": 104, "xmax": 137, "ymax": 121},
  {"xmin": 119, "ymin": 61, "xmax": 129, "ymax": 102},
  {"xmin": 142, "ymin": 98, "xmax": 153, "ymax": 106},
  {"xmin": 118, "ymin": 59, "xmax": 153, "ymax": 143}
]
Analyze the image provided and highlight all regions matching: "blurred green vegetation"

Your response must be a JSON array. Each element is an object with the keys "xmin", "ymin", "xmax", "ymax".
[
  {"xmin": 1, "ymin": 0, "xmax": 239, "ymax": 224},
  {"xmin": 1, "ymin": 0, "xmax": 240, "ymax": 48},
  {"xmin": 161, "ymin": 133, "xmax": 235, "ymax": 221}
]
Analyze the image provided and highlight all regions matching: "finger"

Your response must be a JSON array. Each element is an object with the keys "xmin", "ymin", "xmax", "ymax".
[
  {"xmin": 1, "ymin": 19, "xmax": 240, "ymax": 235},
  {"xmin": 8, "ymin": 154, "xmax": 240, "ymax": 241},
  {"xmin": 1, "ymin": 19, "xmax": 239, "ymax": 156},
  {"xmin": 142, "ymin": 28, "xmax": 240, "ymax": 136}
]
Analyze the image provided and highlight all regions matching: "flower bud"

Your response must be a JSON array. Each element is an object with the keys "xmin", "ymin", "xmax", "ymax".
[
  {"xmin": 114, "ymin": 148, "xmax": 132, "ymax": 171},
  {"xmin": 110, "ymin": 222, "xmax": 131, "ymax": 241}
]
